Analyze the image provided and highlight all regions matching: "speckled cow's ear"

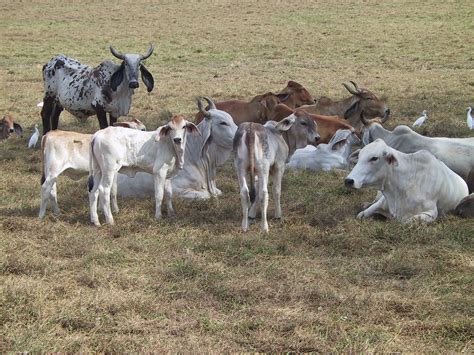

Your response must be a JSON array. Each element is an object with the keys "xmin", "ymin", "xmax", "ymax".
[{"xmin": 110, "ymin": 62, "xmax": 125, "ymax": 91}]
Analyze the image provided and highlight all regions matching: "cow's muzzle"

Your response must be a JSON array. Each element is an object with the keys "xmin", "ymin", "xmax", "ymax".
[
  {"xmin": 314, "ymin": 134, "xmax": 320, "ymax": 142},
  {"xmin": 344, "ymin": 178, "xmax": 355, "ymax": 188},
  {"xmin": 8, "ymin": 128, "xmax": 14, "ymax": 133},
  {"xmin": 173, "ymin": 137, "xmax": 182, "ymax": 144},
  {"xmin": 129, "ymin": 81, "xmax": 139, "ymax": 89}
]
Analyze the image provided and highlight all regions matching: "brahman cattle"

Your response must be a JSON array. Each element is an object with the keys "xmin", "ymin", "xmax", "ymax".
[
  {"xmin": 38, "ymin": 119, "xmax": 146, "ymax": 218},
  {"xmin": 234, "ymin": 114, "xmax": 320, "ymax": 232},
  {"xmin": 88, "ymin": 115, "xmax": 199, "ymax": 226},
  {"xmin": 117, "ymin": 97, "xmax": 238, "ymax": 199},
  {"xmin": 363, "ymin": 122, "xmax": 474, "ymax": 191},
  {"xmin": 301, "ymin": 81, "xmax": 390, "ymax": 132},
  {"xmin": 194, "ymin": 81, "xmax": 314, "ymax": 125},
  {"xmin": 345, "ymin": 139, "xmax": 469, "ymax": 223},
  {"xmin": 277, "ymin": 80, "xmax": 316, "ymax": 108},
  {"xmin": 0, "ymin": 114, "xmax": 23, "ymax": 139},
  {"xmin": 195, "ymin": 92, "xmax": 281, "ymax": 125},
  {"xmin": 269, "ymin": 103, "xmax": 355, "ymax": 144},
  {"xmin": 287, "ymin": 129, "xmax": 360, "ymax": 171},
  {"xmin": 41, "ymin": 45, "xmax": 154, "ymax": 134}
]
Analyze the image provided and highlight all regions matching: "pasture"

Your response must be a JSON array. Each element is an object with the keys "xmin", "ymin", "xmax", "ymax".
[{"xmin": 1, "ymin": 0, "xmax": 473, "ymax": 351}]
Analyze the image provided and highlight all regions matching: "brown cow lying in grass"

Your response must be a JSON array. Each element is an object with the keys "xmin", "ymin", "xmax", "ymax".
[
  {"xmin": 269, "ymin": 103, "xmax": 355, "ymax": 144},
  {"xmin": 0, "ymin": 114, "xmax": 23, "ymax": 139},
  {"xmin": 301, "ymin": 81, "xmax": 390, "ymax": 132},
  {"xmin": 195, "ymin": 81, "xmax": 315, "ymax": 125}
]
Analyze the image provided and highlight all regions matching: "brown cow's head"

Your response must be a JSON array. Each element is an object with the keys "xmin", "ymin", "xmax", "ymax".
[
  {"xmin": 277, "ymin": 80, "xmax": 315, "ymax": 108},
  {"xmin": 0, "ymin": 114, "xmax": 23, "ymax": 139},
  {"xmin": 256, "ymin": 92, "xmax": 281, "ymax": 122},
  {"xmin": 342, "ymin": 81, "xmax": 390, "ymax": 122}
]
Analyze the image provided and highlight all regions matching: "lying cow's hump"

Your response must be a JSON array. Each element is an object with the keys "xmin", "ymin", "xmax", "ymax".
[{"xmin": 392, "ymin": 125, "xmax": 415, "ymax": 136}]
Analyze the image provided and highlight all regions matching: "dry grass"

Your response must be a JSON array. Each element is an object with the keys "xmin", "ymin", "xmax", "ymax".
[{"xmin": 1, "ymin": 0, "xmax": 473, "ymax": 352}]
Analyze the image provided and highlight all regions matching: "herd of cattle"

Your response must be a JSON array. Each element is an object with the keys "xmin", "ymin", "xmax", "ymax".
[{"xmin": 1, "ymin": 46, "xmax": 473, "ymax": 231}]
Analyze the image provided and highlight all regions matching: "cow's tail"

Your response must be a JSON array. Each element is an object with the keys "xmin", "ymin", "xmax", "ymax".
[
  {"xmin": 88, "ymin": 137, "xmax": 98, "ymax": 192},
  {"xmin": 245, "ymin": 130, "xmax": 257, "ymax": 204},
  {"xmin": 40, "ymin": 133, "xmax": 47, "ymax": 185}
]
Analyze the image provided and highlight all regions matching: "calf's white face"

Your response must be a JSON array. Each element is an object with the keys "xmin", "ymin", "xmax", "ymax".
[
  {"xmin": 345, "ymin": 139, "xmax": 397, "ymax": 189},
  {"xmin": 157, "ymin": 115, "xmax": 199, "ymax": 169}
]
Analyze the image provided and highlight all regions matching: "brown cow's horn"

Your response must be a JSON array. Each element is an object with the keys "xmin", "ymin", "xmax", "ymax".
[
  {"xmin": 110, "ymin": 45, "xmax": 125, "ymax": 60},
  {"xmin": 203, "ymin": 96, "xmax": 216, "ymax": 110},
  {"xmin": 140, "ymin": 44, "xmax": 154, "ymax": 60},
  {"xmin": 197, "ymin": 97, "xmax": 211, "ymax": 118},
  {"xmin": 350, "ymin": 81, "xmax": 361, "ymax": 92},
  {"xmin": 342, "ymin": 82, "xmax": 359, "ymax": 95}
]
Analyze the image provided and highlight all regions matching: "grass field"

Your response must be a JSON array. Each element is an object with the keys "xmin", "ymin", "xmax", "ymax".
[{"xmin": 1, "ymin": 0, "xmax": 473, "ymax": 352}]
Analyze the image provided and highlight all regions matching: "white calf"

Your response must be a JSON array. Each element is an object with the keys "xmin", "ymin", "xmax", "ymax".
[
  {"xmin": 39, "ymin": 119, "xmax": 146, "ymax": 219},
  {"xmin": 89, "ymin": 115, "xmax": 198, "ymax": 226}
]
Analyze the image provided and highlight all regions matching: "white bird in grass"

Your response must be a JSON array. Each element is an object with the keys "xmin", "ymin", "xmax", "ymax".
[
  {"xmin": 412, "ymin": 110, "xmax": 428, "ymax": 128},
  {"xmin": 467, "ymin": 106, "xmax": 473, "ymax": 130},
  {"xmin": 28, "ymin": 124, "xmax": 40, "ymax": 149}
]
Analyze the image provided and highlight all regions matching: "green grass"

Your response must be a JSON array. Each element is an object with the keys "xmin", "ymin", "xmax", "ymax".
[{"xmin": 1, "ymin": 0, "xmax": 473, "ymax": 352}]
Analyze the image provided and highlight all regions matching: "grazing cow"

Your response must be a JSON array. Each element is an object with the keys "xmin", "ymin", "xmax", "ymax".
[
  {"xmin": 0, "ymin": 114, "xmax": 23, "ymax": 139},
  {"xmin": 345, "ymin": 139, "xmax": 468, "ymax": 223},
  {"xmin": 88, "ymin": 116, "xmax": 199, "ymax": 226},
  {"xmin": 269, "ymin": 104, "xmax": 355, "ymax": 144},
  {"xmin": 118, "ymin": 97, "xmax": 238, "ymax": 199},
  {"xmin": 287, "ymin": 129, "xmax": 361, "ymax": 171},
  {"xmin": 41, "ymin": 45, "xmax": 154, "ymax": 134},
  {"xmin": 277, "ymin": 80, "xmax": 316, "ymax": 108},
  {"xmin": 362, "ymin": 122, "xmax": 474, "ymax": 189},
  {"xmin": 234, "ymin": 114, "xmax": 320, "ymax": 232},
  {"xmin": 301, "ymin": 81, "xmax": 390, "ymax": 132},
  {"xmin": 194, "ymin": 92, "xmax": 281, "ymax": 125},
  {"xmin": 38, "ymin": 118, "xmax": 146, "ymax": 219}
]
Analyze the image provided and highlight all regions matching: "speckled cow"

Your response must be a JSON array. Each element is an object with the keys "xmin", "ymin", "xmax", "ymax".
[{"xmin": 40, "ymin": 45, "xmax": 154, "ymax": 134}]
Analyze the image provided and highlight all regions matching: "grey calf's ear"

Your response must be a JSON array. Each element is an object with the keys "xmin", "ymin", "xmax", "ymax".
[
  {"xmin": 185, "ymin": 122, "xmax": 200, "ymax": 135},
  {"xmin": 275, "ymin": 116, "xmax": 295, "ymax": 131},
  {"xmin": 344, "ymin": 100, "xmax": 359, "ymax": 120},
  {"xmin": 140, "ymin": 65, "xmax": 154, "ymax": 93},
  {"xmin": 14, "ymin": 123, "xmax": 23, "ymax": 137},
  {"xmin": 110, "ymin": 62, "xmax": 125, "ymax": 91},
  {"xmin": 159, "ymin": 125, "xmax": 172, "ymax": 138}
]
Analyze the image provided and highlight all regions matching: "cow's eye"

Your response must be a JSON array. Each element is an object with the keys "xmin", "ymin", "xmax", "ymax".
[
  {"xmin": 220, "ymin": 122, "xmax": 228, "ymax": 126},
  {"xmin": 301, "ymin": 121, "xmax": 307, "ymax": 126},
  {"xmin": 369, "ymin": 156, "xmax": 379, "ymax": 162}
]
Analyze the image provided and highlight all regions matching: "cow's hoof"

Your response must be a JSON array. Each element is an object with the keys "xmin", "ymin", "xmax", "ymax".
[{"xmin": 356, "ymin": 211, "xmax": 366, "ymax": 220}]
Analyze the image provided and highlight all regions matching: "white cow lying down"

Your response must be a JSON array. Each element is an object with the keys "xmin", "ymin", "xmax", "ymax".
[
  {"xmin": 287, "ymin": 129, "xmax": 360, "ymax": 171},
  {"xmin": 345, "ymin": 139, "xmax": 469, "ymax": 223}
]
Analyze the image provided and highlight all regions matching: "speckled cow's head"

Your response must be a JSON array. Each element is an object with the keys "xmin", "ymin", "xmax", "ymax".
[{"xmin": 109, "ymin": 45, "xmax": 155, "ymax": 93}]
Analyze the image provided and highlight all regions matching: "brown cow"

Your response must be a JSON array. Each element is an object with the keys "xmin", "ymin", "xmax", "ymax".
[
  {"xmin": 0, "ymin": 114, "xmax": 23, "ymax": 140},
  {"xmin": 195, "ymin": 81, "xmax": 314, "ymax": 125},
  {"xmin": 278, "ymin": 80, "xmax": 316, "ymax": 108},
  {"xmin": 301, "ymin": 81, "xmax": 390, "ymax": 132},
  {"xmin": 269, "ymin": 103, "xmax": 355, "ymax": 144},
  {"xmin": 195, "ymin": 92, "xmax": 281, "ymax": 125}
]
